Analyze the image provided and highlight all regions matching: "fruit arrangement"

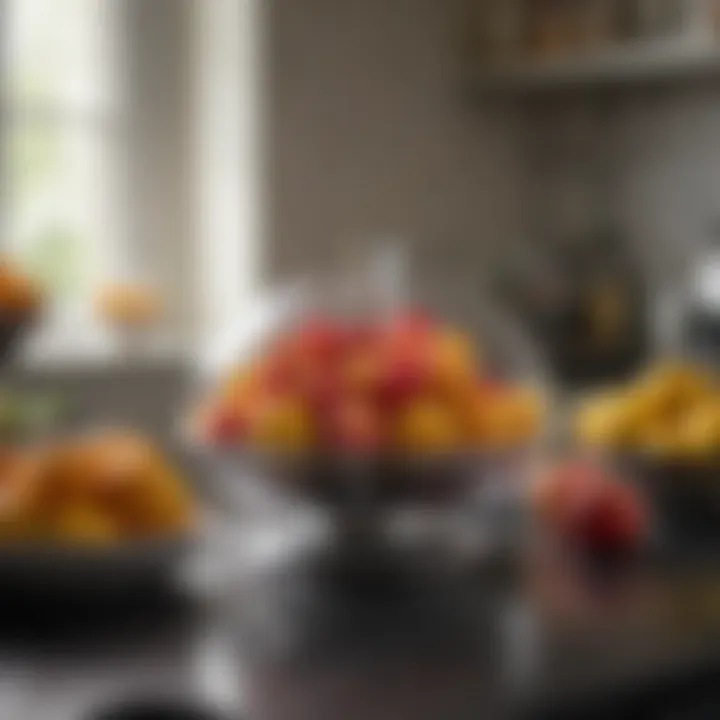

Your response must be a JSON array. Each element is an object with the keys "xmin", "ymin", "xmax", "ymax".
[
  {"xmin": 575, "ymin": 360, "xmax": 720, "ymax": 461},
  {"xmin": 0, "ymin": 259, "xmax": 42, "ymax": 317},
  {"xmin": 533, "ymin": 459, "xmax": 647, "ymax": 553},
  {"xmin": 194, "ymin": 311, "xmax": 544, "ymax": 455},
  {"xmin": 95, "ymin": 282, "xmax": 163, "ymax": 327},
  {"xmin": 0, "ymin": 430, "xmax": 195, "ymax": 544}
]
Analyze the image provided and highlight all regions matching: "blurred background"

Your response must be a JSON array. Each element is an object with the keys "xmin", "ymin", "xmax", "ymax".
[
  {"xmin": 5, "ymin": 0, "xmax": 720, "ymax": 387},
  {"xmin": 5, "ymin": 1, "xmax": 720, "ymax": 718}
]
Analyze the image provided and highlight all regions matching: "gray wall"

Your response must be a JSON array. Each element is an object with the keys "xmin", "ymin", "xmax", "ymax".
[
  {"xmin": 520, "ymin": 82, "xmax": 720, "ymax": 298},
  {"xmin": 266, "ymin": 0, "xmax": 522, "ymax": 289},
  {"xmin": 613, "ymin": 84, "xmax": 720, "ymax": 292}
]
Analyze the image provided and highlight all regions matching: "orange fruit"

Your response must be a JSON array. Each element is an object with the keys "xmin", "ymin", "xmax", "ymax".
[
  {"xmin": 430, "ymin": 328, "xmax": 478, "ymax": 395},
  {"xmin": 249, "ymin": 395, "xmax": 315, "ymax": 452},
  {"xmin": 393, "ymin": 398, "xmax": 460, "ymax": 453}
]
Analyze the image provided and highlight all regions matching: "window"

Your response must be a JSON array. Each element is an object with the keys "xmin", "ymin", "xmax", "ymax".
[
  {"xmin": 2, "ymin": 0, "xmax": 126, "ymax": 359},
  {"xmin": 194, "ymin": 0, "xmax": 262, "ymax": 349},
  {"xmin": 0, "ymin": 0, "xmax": 261, "ymax": 361}
]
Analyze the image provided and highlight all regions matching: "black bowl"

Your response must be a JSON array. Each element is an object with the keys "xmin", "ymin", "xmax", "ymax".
[
  {"xmin": 0, "ymin": 313, "xmax": 35, "ymax": 365},
  {"xmin": 89, "ymin": 699, "xmax": 227, "ymax": 720},
  {"xmin": 619, "ymin": 453, "xmax": 720, "ymax": 546}
]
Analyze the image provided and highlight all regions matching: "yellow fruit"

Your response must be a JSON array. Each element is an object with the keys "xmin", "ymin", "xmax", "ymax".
[
  {"xmin": 632, "ymin": 382, "xmax": 677, "ymax": 421},
  {"xmin": 95, "ymin": 283, "xmax": 162, "ymax": 327},
  {"xmin": 635, "ymin": 360, "xmax": 714, "ymax": 416},
  {"xmin": 465, "ymin": 392, "xmax": 488, "ymax": 443},
  {"xmin": 504, "ymin": 386, "xmax": 545, "ymax": 441},
  {"xmin": 0, "ymin": 429, "xmax": 197, "ymax": 543},
  {"xmin": 575, "ymin": 393, "xmax": 631, "ymax": 448},
  {"xmin": 431, "ymin": 329, "xmax": 477, "ymax": 393},
  {"xmin": 222, "ymin": 365, "xmax": 260, "ymax": 403},
  {"xmin": 117, "ymin": 467, "xmax": 195, "ymax": 535},
  {"xmin": 474, "ymin": 388, "xmax": 542, "ymax": 450},
  {"xmin": 48, "ymin": 432, "xmax": 154, "ymax": 501},
  {"xmin": 38, "ymin": 431, "xmax": 196, "ymax": 538},
  {"xmin": 0, "ymin": 259, "xmax": 42, "ymax": 314},
  {"xmin": 53, "ymin": 503, "xmax": 118, "ymax": 544},
  {"xmin": 249, "ymin": 396, "xmax": 314, "ymax": 451},
  {"xmin": 634, "ymin": 419, "xmax": 684, "ymax": 460},
  {"xmin": 343, "ymin": 350, "xmax": 380, "ymax": 395},
  {"xmin": 576, "ymin": 359, "xmax": 720, "ymax": 458},
  {"xmin": 393, "ymin": 399, "xmax": 460, "ymax": 453},
  {"xmin": 621, "ymin": 386, "xmax": 663, "ymax": 430},
  {"xmin": 476, "ymin": 410, "xmax": 514, "ymax": 450},
  {"xmin": 0, "ymin": 453, "xmax": 44, "ymax": 540},
  {"xmin": 80, "ymin": 435, "xmax": 195, "ymax": 533},
  {"xmin": 676, "ymin": 404, "xmax": 720, "ymax": 460},
  {"xmin": 679, "ymin": 368, "xmax": 714, "ymax": 403}
]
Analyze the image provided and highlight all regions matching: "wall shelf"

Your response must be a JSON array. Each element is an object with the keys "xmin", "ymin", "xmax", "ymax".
[{"xmin": 476, "ymin": 39, "xmax": 720, "ymax": 92}]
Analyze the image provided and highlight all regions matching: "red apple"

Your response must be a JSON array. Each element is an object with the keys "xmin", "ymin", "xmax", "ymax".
[
  {"xmin": 375, "ymin": 350, "xmax": 429, "ymax": 407},
  {"xmin": 429, "ymin": 328, "xmax": 477, "ymax": 393},
  {"xmin": 573, "ymin": 481, "xmax": 647, "ymax": 551},
  {"xmin": 535, "ymin": 460, "xmax": 647, "ymax": 552},
  {"xmin": 299, "ymin": 365, "xmax": 341, "ymax": 416},
  {"xmin": 292, "ymin": 316, "xmax": 347, "ymax": 363},
  {"xmin": 533, "ymin": 460, "xmax": 604, "ymax": 525},
  {"xmin": 324, "ymin": 398, "xmax": 383, "ymax": 452},
  {"xmin": 261, "ymin": 353, "xmax": 297, "ymax": 395},
  {"xmin": 205, "ymin": 404, "xmax": 247, "ymax": 445},
  {"xmin": 386, "ymin": 308, "xmax": 434, "ymax": 343},
  {"xmin": 344, "ymin": 321, "xmax": 381, "ymax": 351},
  {"xmin": 343, "ymin": 348, "xmax": 382, "ymax": 396}
]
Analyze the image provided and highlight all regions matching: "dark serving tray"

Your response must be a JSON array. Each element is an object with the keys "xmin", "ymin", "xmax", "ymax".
[
  {"xmin": 618, "ymin": 454, "xmax": 720, "ymax": 546},
  {"xmin": 530, "ymin": 663, "xmax": 720, "ymax": 720},
  {"xmin": 89, "ymin": 699, "xmax": 229, "ymax": 720}
]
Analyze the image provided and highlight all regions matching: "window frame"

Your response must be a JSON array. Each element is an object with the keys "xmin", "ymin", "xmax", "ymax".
[{"xmin": 0, "ymin": 0, "xmax": 133, "ymax": 363}]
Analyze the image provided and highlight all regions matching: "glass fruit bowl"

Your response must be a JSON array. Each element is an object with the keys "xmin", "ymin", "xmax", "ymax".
[
  {"xmin": 188, "ymin": 282, "xmax": 550, "ymax": 503},
  {"xmin": 190, "ymin": 445, "xmax": 533, "ymax": 515},
  {"xmin": 185, "ymin": 252, "xmax": 553, "ymax": 579}
]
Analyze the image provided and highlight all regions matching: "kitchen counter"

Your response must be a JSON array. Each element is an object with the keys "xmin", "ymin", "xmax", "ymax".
[{"xmin": 5, "ymin": 547, "xmax": 720, "ymax": 720}]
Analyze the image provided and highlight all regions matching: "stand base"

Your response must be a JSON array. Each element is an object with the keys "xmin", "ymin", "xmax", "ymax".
[{"xmin": 232, "ymin": 540, "xmax": 499, "ymax": 664}]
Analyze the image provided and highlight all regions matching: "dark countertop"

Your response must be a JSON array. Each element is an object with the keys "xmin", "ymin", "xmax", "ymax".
[
  {"xmin": 1, "ymin": 363, "xmax": 717, "ymax": 718},
  {"xmin": 5, "ymin": 546, "xmax": 720, "ymax": 720},
  {"xmin": 232, "ymin": 549, "xmax": 720, "ymax": 720}
]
